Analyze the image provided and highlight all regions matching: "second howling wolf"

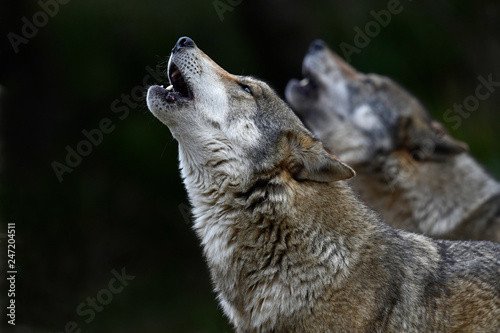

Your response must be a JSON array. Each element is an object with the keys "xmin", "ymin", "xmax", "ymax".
[
  {"xmin": 286, "ymin": 40, "xmax": 500, "ymax": 242},
  {"xmin": 147, "ymin": 37, "xmax": 500, "ymax": 332}
]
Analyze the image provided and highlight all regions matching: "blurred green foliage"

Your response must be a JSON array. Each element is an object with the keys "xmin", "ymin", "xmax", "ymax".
[{"xmin": 0, "ymin": 0, "xmax": 499, "ymax": 332}]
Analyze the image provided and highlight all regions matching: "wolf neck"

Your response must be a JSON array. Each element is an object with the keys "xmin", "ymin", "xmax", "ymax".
[
  {"xmin": 355, "ymin": 152, "xmax": 500, "ymax": 238},
  {"xmin": 177, "ymin": 144, "xmax": 374, "ymax": 329},
  {"xmin": 177, "ymin": 141, "xmax": 251, "ymax": 218}
]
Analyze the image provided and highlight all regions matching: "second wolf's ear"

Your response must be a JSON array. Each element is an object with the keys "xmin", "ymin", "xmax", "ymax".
[
  {"xmin": 286, "ymin": 132, "xmax": 355, "ymax": 182},
  {"xmin": 403, "ymin": 117, "xmax": 469, "ymax": 161}
]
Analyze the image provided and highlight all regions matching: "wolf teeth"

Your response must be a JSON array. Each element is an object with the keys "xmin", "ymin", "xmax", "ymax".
[
  {"xmin": 166, "ymin": 85, "xmax": 174, "ymax": 91},
  {"xmin": 300, "ymin": 78, "xmax": 310, "ymax": 87}
]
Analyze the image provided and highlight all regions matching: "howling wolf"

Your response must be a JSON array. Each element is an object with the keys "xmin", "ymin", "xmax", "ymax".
[{"xmin": 286, "ymin": 39, "xmax": 500, "ymax": 242}]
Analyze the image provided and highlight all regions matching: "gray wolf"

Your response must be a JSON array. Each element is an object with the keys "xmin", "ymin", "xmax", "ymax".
[
  {"xmin": 147, "ymin": 37, "xmax": 500, "ymax": 332},
  {"xmin": 286, "ymin": 39, "xmax": 500, "ymax": 242}
]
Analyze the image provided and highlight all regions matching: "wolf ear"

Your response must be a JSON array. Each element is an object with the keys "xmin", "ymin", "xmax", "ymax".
[
  {"xmin": 287, "ymin": 132, "xmax": 355, "ymax": 182},
  {"xmin": 404, "ymin": 118, "xmax": 468, "ymax": 161}
]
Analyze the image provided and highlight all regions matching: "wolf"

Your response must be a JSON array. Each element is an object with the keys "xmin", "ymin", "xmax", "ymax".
[
  {"xmin": 147, "ymin": 37, "xmax": 500, "ymax": 332},
  {"xmin": 286, "ymin": 39, "xmax": 500, "ymax": 242}
]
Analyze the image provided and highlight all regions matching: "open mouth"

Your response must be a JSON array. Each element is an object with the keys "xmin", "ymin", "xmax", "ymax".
[
  {"xmin": 163, "ymin": 60, "xmax": 193, "ymax": 103},
  {"xmin": 287, "ymin": 59, "xmax": 320, "ymax": 97},
  {"xmin": 291, "ymin": 66, "xmax": 319, "ymax": 96},
  {"xmin": 296, "ymin": 76, "xmax": 318, "ymax": 95},
  {"xmin": 303, "ymin": 58, "xmax": 323, "ymax": 89}
]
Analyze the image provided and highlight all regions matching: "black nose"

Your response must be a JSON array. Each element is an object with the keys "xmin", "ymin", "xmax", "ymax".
[
  {"xmin": 172, "ymin": 36, "xmax": 195, "ymax": 54},
  {"xmin": 308, "ymin": 39, "xmax": 326, "ymax": 54}
]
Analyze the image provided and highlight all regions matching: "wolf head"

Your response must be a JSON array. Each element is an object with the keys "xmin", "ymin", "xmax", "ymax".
[
  {"xmin": 285, "ymin": 39, "xmax": 468, "ymax": 167},
  {"xmin": 147, "ymin": 37, "xmax": 354, "ymax": 192}
]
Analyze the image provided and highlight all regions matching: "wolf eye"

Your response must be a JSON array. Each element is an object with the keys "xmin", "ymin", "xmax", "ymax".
[{"xmin": 239, "ymin": 83, "xmax": 253, "ymax": 96}]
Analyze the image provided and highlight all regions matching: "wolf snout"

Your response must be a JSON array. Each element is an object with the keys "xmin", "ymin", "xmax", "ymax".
[{"xmin": 172, "ymin": 36, "xmax": 196, "ymax": 54}]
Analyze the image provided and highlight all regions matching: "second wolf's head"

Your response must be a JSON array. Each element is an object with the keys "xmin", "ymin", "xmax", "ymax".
[
  {"xmin": 285, "ymin": 39, "xmax": 468, "ymax": 167},
  {"xmin": 285, "ymin": 40, "xmax": 500, "ymax": 241}
]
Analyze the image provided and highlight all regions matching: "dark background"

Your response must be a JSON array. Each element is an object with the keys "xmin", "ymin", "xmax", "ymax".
[{"xmin": 1, "ymin": 0, "xmax": 499, "ymax": 332}]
